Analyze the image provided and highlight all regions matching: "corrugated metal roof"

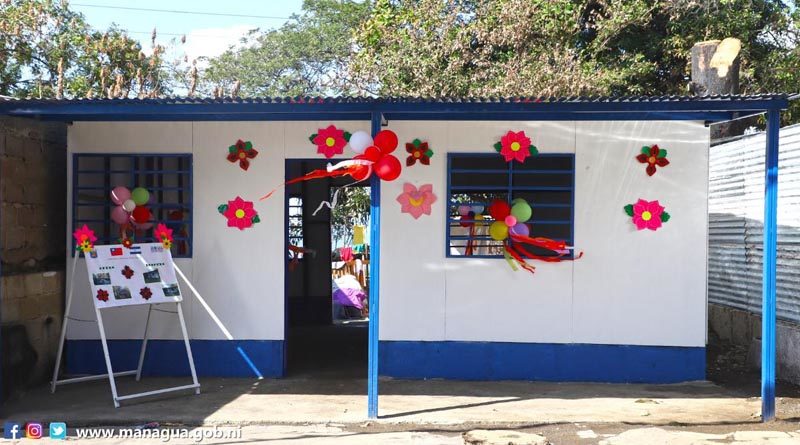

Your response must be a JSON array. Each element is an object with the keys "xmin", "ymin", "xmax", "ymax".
[{"xmin": 0, "ymin": 93, "xmax": 789, "ymax": 105}]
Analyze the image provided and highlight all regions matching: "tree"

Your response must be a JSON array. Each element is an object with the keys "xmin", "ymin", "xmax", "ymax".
[
  {"xmin": 330, "ymin": 186, "xmax": 370, "ymax": 248},
  {"xmin": 1, "ymin": 0, "xmax": 177, "ymax": 98},
  {"xmin": 200, "ymin": 0, "xmax": 371, "ymax": 97}
]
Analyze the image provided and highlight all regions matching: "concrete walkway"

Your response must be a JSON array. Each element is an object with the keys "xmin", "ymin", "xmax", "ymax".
[{"xmin": 2, "ymin": 376, "xmax": 771, "ymax": 427}]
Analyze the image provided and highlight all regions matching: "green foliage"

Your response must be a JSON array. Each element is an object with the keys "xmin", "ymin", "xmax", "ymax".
[{"xmin": 331, "ymin": 186, "xmax": 370, "ymax": 247}]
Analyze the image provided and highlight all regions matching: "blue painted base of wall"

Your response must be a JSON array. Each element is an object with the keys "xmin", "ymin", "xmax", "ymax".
[
  {"xmin": 65, "ymin": 340, "xmax": 284, "ymax": 378},
  {"xmin": 379, "ymin": 341, "xmax": 705, "ymax": 383}
]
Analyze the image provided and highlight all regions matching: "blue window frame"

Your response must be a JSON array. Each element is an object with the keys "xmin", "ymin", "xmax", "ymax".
[
  {"xmin": 72, "ymin": 153, "xmax": 193, "ymax": 258},
  {"xmin": 447, "ymin": 153, "xmax": 574, "ymax": 258}
]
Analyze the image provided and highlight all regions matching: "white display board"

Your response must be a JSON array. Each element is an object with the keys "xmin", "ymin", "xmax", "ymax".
[{"xmin": 85, "ymin": 243, "xmax": 182, "ymax": 308}]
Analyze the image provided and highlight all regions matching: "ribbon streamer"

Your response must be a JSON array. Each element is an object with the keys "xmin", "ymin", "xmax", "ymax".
[{"xmin": 503, "ymin": 234, "xmax": 583, "ymax": 274}]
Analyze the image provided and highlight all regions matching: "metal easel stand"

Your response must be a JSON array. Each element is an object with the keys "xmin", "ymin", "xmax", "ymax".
[{"xmin": 50, "ymin": 259, "xmax": 200, "ymax": 408}]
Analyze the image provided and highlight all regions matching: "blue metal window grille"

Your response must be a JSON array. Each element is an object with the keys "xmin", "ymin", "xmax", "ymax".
[
  {"xmin": 72, "ymin": 153, "xmax": 193, "ymax": 258},
  {"xmin": 288, "ymin": 195, "xmax": 304, "ymax": 257},
  {"xmin": 447, "ymin": 153, "xmax": 574, "ymax": 258}
]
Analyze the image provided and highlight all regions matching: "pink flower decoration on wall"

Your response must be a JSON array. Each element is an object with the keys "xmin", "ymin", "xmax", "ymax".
[
  {"xmin": 311, "ymin": 125, "xmax": 349, "ymax": 158},
  {"xmin": 494, "ymin": 130, "xmax": 538, "ymax": 163},
  {"xmin": 396, "ymin": 183, "xmax": 437, "ymax": 219},
  {"xmin": 218, "ymin": 196, "xmax": 261, "ymax": 230},
  {"xmin": 624, "ymin": 199, "xmax": 670, "ymax": 231}
]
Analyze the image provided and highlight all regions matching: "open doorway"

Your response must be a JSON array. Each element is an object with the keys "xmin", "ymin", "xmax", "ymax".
[{"xmin": 284, "ymin": 159, "xmax": 370, "ymax": 379}]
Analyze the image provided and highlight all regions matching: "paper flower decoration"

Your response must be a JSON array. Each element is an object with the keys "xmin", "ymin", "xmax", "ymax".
[
  {"xmin": 624, "ymin": 199, "xmax": 670, "ymax": 231},
  {"xmin": 397, "ymin": 183, "xmax": 437, "ymax": 219},
  {"xmin": 122, "ymin": 237, "xmax": 134, "ymax": 248},
  {"xmin": 486, "ymin": 198, "xmax": 579, "ymax": 273},
  {"xmin": 96, "ymin": 289, "xmax": 109, "ymax": 302},
  {"xmin": 311, "ymin": 125, "xmax": 350, "ymax": 158},
  {"xmin": 405, "ymin": 139, "xmax": 433, "ymax": 166},
  {"xmin": 218, "ymin": 196, "xmax": 261, "ymax": 230},
  {"xmin": 140, "ymin": 287, "xmax": 152, "ymax": 300},
  {"xmin": 636, "ymin": 145, "xmax": 669, "ymax": 176},
  {"xmin": 73, "ymin": 224, "xmax": 97, "ymax": 253},
  {"xmin": 227, "ymin": 139, "xmax": 259, "ymax": 171},
  {"xmin": 494, "ymin": 131, "xmax": 537, "ymax": 163},
  {"xmin": 121, "ymin": 265, "xmax": 134, "ymax": 279},
  {"xmin": 154, "ymin": 223, "xmax": 174, "ymax": 249}
]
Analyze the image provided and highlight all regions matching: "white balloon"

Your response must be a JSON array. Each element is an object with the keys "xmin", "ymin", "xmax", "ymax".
[
  {"xmin": 122, "ymin": 199, "xmax": 136, "ymax": 212},
  {"xmin": 349, "ymin": 131, "xmax": 373, "ymax": 154}
]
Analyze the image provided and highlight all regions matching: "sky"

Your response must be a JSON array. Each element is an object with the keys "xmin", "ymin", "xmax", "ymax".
[{"xmin": 69, "ymin": 0, "xmax": 306, "ymax": 61}]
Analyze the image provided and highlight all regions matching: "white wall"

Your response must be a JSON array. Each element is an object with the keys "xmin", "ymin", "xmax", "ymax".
[
  {"xmin": 380, "ymin": 120, "xmax": 709, "ymax": 348},
  {"xmin": 67, "ymin": 119, "xmax": 708, "ymax": 348}
]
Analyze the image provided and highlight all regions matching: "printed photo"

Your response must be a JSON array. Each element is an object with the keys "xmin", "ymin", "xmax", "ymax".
[
  {"xmin": 162, "ymin": 284, "xmax": 181, "ymax": 297},
  {"xmin": 92, "ymin": 272, "xmax": 111, "ymax": 285},
  {"xmin": 112, "ymin": 286, "xmax": 132, "ymax": 300},
  {"xmin": 143, "ymin": 269, "xmax": 162, "ymax": 284}
]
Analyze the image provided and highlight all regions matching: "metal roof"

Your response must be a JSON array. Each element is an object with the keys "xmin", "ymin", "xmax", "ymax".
[{"xmin": 0, "ymin": 94, "xmax": 790, "ymax": 122}]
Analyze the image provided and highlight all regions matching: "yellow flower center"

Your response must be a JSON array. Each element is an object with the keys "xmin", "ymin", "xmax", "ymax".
[
  {"xmin": 510, "ymin": 142, "xmax": 521, "ymax": 152},
  {"xmin": 235, "ymin": 209, "xmax": 246, "ymax": 218},
  {"xmin": 648, "ymin": 156, "xmax": 656, "ymax": 164},
  {"xmin": 414, "ymin": 152, "xmax": 420, "ymax": 158},
  {"xmin": 641, "ymin": 211, "xmax": 652, "ymax": 221},
  {"xmin": 325, "ymin": 137, "xmax": 336, "ymax": 147},
  {"xmin": 239, "ymin": 152, "xmax": 246, "ymax": 159},
  {"xmin": 409, "ymin": 196, "xmax": 424, "ymax": 207}
]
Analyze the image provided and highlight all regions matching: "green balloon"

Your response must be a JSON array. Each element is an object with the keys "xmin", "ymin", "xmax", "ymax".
[
  {"xmin": 131, "ymin": 187, "xmax": 150, "ymax": 205},
  {"xmin": 511, "ymin": 201, "xmax": 532, "ymax": 223}
]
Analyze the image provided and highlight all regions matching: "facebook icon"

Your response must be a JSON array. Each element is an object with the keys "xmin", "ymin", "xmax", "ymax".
[{"xmin": 4, "ymin": 422, "xmax": 22, "ymax": 439}]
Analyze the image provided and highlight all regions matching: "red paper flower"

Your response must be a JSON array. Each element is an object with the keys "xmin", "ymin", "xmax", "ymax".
[
  {"xmin": 312, "ymin": 125, "xmax": 348, "ymax": 158},
  {"xmin": 227, "ymin": 139, "xmax": 259, "ymax": 171},
  {"xmin": 636, "ymin": 145, "xmax": 669, "ymax": 176},
  {"xmin": 154, "ymin": 223, "xmax": 174, "ymax": 249},
  {"xmin": 494, "ymin": 131, "xmax": 537, "ymax": 163},
  {"xmin": 140, "ymin": 287, "xmax": 152, "ymax": 300},
  {"xmin": 219, "ymin": 196, "xmax": 260, "ymax": 230},
  {"xmin": 624, "ymin": 199, "xmax": 670, "ymax": 231},
  {"xmin": 121, "ymin": 265, "xmax": 134, "ymax": 279},
  {"xmin": 73, "ymin": 224, "xmax": 97, "ymax": 253},
  {"xmin": 405, "ymin": 139, "xmax": 434, "ymax": 166},
  {"xmin": 96, "ymin": 289, "xmax": 109, "ymax": 302},
  {"xmin": 122, "ymin": 238, "xmax": 133, "ymax": 248}
]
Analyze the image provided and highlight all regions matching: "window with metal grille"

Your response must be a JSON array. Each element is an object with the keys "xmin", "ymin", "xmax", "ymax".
[
  {"xmin": 447, "ymin": 153, "xmax": 574, "ymax": 258},
  {"xmin": 288, "ymin": 196, "xmax": 304, "ymax": 257},
  {"xmin": 72, "ymin": 153, "xmax": 193, "ymax": 258}
]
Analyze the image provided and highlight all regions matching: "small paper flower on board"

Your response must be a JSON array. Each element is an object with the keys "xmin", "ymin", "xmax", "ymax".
[
  {"xmin": 405, "ymin": 139, "xmax": 433, "ymax": 166},
  {"xmin": 140, "ymin": 287, "xmax": 152, "ymax": 300},
  {"xmin": 310, "ymin": 125, "xmax": 350, "ymax": 158},
  {"xmin": 636, "ymin": 144, "xmax": 669, "ymax": 176},
  {"xmin": 624, "ymin": 199, "xmax": 670, "ymax": 231},
  {"xmin": 122, "ymin": 238, "xmax": 134, "ymax": 248},
  {"xmin": 73, "ymin": 224, "xmax": 97, "ymax": 253},
  {"xmin": 96, "ymin": 289, "xmax": 109, "ymax": 302},
  {"xmin": 494, "ymin": 130, "xmax": 537, "ymax": 163},
  {"xmin": 154, "ymin": 223, "xmax": 174, "ymax": 249},
  {"xmin": 396, "ymin": 183, "xmax": 437, "ymax": 219},
  {"xmin": 227, "ymin": 139, "xmax": 259, "ymax": 171},
  {"xmin": 121, "ymin": 265, "xmax": 135, "ymax": 279},
  {"xmin": 218, "ymin": 196, "xmax": 261, "ymax": 230}
]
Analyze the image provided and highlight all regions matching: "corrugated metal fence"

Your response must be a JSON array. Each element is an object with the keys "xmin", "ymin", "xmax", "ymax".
[{"xmin": 709, "ymin": 123, "xmax": 800, "ymax": 322}]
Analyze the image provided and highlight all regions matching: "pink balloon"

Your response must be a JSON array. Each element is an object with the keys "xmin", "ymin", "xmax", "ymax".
[
  {"xmin": 111, "ymin": 186, "xmax": 131, "ymax": 205},
  {"xmin": 510, "ymin": 222, "xmax": 530, "ymax": 237},
  {"xmin": 111, "ymin": 206, "xmax": 129, "ymax": 224}
]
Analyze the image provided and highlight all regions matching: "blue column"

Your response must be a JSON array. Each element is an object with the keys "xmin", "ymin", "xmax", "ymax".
[
  {"xmin": 762, "ymin": 108, "xmax": 780, "ymax": 421},
  {"xmin": 367, "ymin": 111, "xmax": 382, "ymax": 419}
]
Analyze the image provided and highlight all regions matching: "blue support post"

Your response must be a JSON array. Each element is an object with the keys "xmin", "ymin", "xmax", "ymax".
[
  {"xmin": 367, "ymin": 111, "xmax": 382, "ymax": 419},
  {"xmin": 762, "ymin": 108, "xmax": 780, "ymax": 421}
]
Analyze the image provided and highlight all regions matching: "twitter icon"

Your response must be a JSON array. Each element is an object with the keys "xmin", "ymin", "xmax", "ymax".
[{"xmin": 49, "ymin": 422, "xmax": 67, "ymax": 440}]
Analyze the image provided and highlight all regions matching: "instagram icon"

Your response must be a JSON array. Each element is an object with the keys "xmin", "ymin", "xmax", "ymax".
[{"xmin": 25, "ymin": 422, "xmax": 43, "ymax": 439}]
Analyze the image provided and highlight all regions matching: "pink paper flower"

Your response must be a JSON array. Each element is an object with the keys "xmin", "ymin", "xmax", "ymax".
[
  {"xmin": 73, "ymin": 224, "xmax": 98, "ymax": 252},
  {"xmin": 496, "ymin": 131, "xmax": 536, "ymax": 163},
  {"xmin": 154, "ymin": 223, "xmax": 174, "ymax": 249},
  {"xmin": 627, "ymin": 199, "xmax": 668, "ymax": 231},
  {"xmin": 312, "ymin": 125, "xmax": 347, "ymax": 158},
  {"xmin": 396, "ymin": 183, "xmax": 437, "ymax": 219},
  {"xmin": 221, "ymin": 196, "xmax": 260, "ymax": 230}
]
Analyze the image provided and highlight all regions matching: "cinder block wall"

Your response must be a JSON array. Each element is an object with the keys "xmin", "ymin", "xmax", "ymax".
[{"xmin": 0, "ymin": 116, "xmax": 67, "ymax": 399}]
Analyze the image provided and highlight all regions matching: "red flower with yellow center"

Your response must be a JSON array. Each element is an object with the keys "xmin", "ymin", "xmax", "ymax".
[
  {"xmin": 219, "ymin": 196, "xmax": 261, "ymax": 230},
  {"xmin": 227, "ymin": 139, "xmax": 259, "ymax": 171},
  {"xmin": 405, "ymin": 139, "xmax": 434, "ymax": 166},
  {"xmin": 494, "ymin": 131, "xmax": 538, "ymax": 163},
  {"xmin": 311, "ymin": 125, "xmax": 348, "ymax": 158},
  {"xmin": 636, "ymin": 145, "xmax": 669, "ymax": 176}
]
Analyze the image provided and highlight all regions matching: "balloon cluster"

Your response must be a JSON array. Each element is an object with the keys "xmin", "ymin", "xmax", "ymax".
[
  {"xmin": 457, "ymin": 204, "xmax": 485, "ymax": 227},
  {"xmin": 488, "ymin": 199, "xmax": 532, "ymax": 241},
  {"xmin": 110, "ymin": 186, "xmax": 153, "ymax": 230},
  {"xmin": 348, "ymin": 130, "xmax": 402, "ymax": 182}
]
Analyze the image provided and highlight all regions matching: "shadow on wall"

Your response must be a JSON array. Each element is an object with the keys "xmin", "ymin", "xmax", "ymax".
[{"xmin": 0, "ymin": 116, "xmax": 68, "ymax": 401}]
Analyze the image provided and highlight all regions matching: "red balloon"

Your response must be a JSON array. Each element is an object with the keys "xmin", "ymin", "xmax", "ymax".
[
  {"xmin": 374, "ymin": 155, "xmax": 401, "ymax": 181},
  {"xmin": 488, "ymin": 199, "xmax": 511, "ymax": 220},
  {"xmin": 362, "ymin": 146, "xmax": 382, "ymax": 162},
  {"xmin": 131, "ymin": 206, "xmax": 151, "ymax": 223},
  {"xmin": 351, "ymin": 165, "xmax": 371, "ymax": 181},
  {"xmin": 373, "ymin": 130, "xmax": 398, "ymax": 154}
]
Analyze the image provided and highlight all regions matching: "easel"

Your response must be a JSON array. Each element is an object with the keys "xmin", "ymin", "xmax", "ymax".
[{"xmin": 50, "ymin": 245, "xmax": 212, "ymax": 407}]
